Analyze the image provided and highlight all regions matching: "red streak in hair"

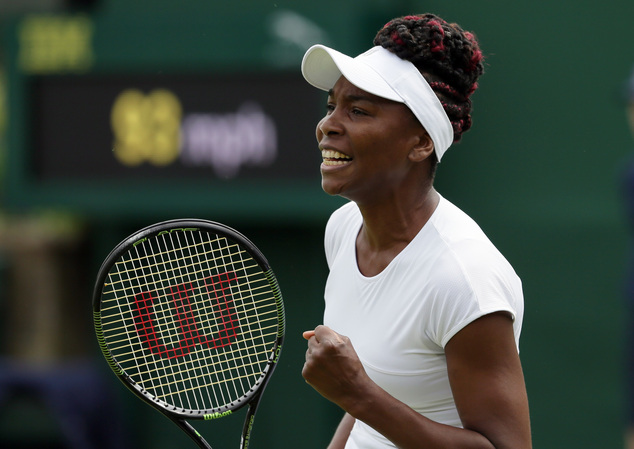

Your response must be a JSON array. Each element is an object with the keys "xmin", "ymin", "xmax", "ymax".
[{"xmin": 391, "ymin": 31, "xmax": 405, "ymax": 46}]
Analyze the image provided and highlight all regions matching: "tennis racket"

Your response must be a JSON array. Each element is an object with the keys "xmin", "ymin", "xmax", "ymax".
[{"xmin": 92, "ymin": 219, "xmax": 285, "ymax": 449}]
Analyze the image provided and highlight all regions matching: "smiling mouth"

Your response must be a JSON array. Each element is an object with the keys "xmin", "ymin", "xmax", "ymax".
[{"xmin": 321, "ymin": 149, "xmax": 352, "ymax": 166}]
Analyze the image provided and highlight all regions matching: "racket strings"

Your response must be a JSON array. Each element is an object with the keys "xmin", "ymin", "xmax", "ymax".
[
  {"xmin": 105, "ymin": 241, "xmax": 251, "ymax": 296},
  {"xmin": 102, "ymin": 274, "xmax": 279, "ymax": 368},
  {"xmin": 151, "ymin": 229, "xmax": 207, "ymax": 411},
  {"xmin": 100, "ymin": 300, "xmax": 279, "ymax": 355},
  {"xmin": 101, "ymin": 275, "xmax": 275, "ymax": 330},
  {"xmin": 111, "ymin": 334, "xmax": 277, "ymax": 389},
  {"xmin": 189, "ymin": 230, "xmax": 255, "ymax": 410},
  {"xmin": 100, "ymin": 229, "xmax": 280, "ymax": 413}
]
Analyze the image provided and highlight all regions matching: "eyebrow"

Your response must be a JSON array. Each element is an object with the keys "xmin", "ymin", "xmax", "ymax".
[{"xmin": 327, "ymin": 88, "xmax": 377, "ymax": 104}]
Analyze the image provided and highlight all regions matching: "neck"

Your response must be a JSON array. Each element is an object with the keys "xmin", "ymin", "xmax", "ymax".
[
  {"xmin": 353, "ymin": 187, "xmax": 439, "ymax": 278},
  {"xmin": 356, "ymin": 187, "xmax": 440, "ymax": 251}
]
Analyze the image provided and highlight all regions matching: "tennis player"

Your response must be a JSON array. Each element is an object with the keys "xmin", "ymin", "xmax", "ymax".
[{"xmin": 301, "ymin": 13, "xmax": 532, "ymax": 449}]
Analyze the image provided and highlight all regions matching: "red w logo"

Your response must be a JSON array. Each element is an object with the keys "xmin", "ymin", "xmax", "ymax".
[{"xmin": 133, "ymin": 272, "xmax": 239, "ymax": 359}]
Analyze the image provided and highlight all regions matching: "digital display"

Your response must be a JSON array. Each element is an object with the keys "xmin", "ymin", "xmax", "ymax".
[{"xmin": 28, "ymin": 72, "xmax": 323, "ymax": 182}]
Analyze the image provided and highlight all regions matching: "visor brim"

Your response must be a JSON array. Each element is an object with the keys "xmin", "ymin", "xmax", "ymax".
[{"xmin": 301, "ymin": 45, "xmax": 403, "ymax": 103}]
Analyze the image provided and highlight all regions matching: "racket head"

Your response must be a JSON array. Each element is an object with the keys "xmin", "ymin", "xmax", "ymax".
[{"xmin": 93, "ymin": 219, "xmax": 285, "ymax": 421}]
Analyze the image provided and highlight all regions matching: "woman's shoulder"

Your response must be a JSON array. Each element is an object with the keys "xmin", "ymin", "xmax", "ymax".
[
  {"xmin": 324, "ymin": 202, "xmax": 361, "ymax": 266},
  {"xmin": 432, "ymin": 196, "xmax": 485, "ymax": 238},
  {"xmin": 430, "ymin": 196, "xmax": 518, "ymax": 279},
  {"xmin": 326, "ymin": 201, "xmax": 361, "ymax": 232}
]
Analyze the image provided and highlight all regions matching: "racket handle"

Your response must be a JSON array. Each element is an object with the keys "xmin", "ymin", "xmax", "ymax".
[{"xmin": 240, "ymin": 402, "xmax": 260, "ymax": 449}]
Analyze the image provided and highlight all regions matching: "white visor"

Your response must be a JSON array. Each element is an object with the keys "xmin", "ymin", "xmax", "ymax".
[{"xmin": 301, "ymin": 44, "xmax": 454, "ymax": 161}]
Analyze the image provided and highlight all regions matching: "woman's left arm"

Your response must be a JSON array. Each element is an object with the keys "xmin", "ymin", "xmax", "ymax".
[{"xmin": 444, "ymin": 311, "xmax": 532, "ymax": 449}]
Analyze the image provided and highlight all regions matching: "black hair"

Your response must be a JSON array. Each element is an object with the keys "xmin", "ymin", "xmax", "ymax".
[{"xmin": 374, "ymin": 14, "xmax": 485, "ymax": 146}]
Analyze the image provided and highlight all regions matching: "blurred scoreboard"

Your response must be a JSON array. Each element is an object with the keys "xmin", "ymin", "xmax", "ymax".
[{"xmin": 3, "ymin": 11, "xmax": 343, "ymax": 222}]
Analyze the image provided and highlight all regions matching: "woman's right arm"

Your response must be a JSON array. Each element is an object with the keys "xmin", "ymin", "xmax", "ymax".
[{"xmin": 328, "ymin": 413, "xmax": 355, "ymax": 449}]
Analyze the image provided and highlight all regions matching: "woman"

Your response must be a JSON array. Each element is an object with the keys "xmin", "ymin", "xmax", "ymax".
[{"xmin": 300, "ymin": 13, "xmax": 532, "ymax": 449}]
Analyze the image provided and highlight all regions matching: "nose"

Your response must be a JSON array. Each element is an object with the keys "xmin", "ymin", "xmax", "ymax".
[{"xmin": 317, "ymin": 110, "xmax": 344, "ymax": 139}]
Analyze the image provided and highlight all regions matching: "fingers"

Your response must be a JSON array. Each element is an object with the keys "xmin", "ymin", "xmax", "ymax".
[
  {"xmin": 314, "ymin": 325, "xmax": 345, "ymax": 344},
  {"xmin": 303, "ymin": 325, "xmax": 329, "ymax": 341},
  {"xmin": 304, "ymin": 325, "xmax": 348, "ymax": 345},
  {"xmin": 303, "ymin": 330, "xmax": 316, "ymax": 340},
  {"xmin": 303, "ymin": 325, "xmax": 337, "ymax": 341}
]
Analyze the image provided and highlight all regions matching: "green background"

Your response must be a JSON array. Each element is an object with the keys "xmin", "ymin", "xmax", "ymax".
[{"xmin": 0, "ymin": 0, "xmax": 632, "ymax": 448}]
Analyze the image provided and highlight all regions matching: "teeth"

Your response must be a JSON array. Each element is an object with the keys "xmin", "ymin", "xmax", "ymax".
[
  {"xmin": 322, "ymin": 149, "xmax": 351, "ymax": 159},
  {"xmin": 321, "ymin": 149, "xmax": 352, "ymax": 166}
]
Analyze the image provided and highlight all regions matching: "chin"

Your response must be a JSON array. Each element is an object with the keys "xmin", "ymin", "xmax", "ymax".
[{"xmin": 321, "ymin": 179, "xmax": 343, "ymax": 197}]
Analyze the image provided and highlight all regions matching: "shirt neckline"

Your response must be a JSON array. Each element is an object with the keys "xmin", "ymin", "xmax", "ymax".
[{"xmin": 351, "ymin": 195, "xmax": 444, "ymax": 281}]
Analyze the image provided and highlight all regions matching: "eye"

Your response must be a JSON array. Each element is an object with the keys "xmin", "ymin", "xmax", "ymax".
[
  {"xmin": 325, "ymin": 103, "xmax": 335, "ymax": 114},
  {"xmin": 351, "ymin": 107, "xmax": 367, "ymax": 116}
]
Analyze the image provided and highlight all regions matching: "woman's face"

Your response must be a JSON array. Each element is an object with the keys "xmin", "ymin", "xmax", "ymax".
[{"xmin": 316, "ymin": 76, "xmax": 429, "ymax": 203}]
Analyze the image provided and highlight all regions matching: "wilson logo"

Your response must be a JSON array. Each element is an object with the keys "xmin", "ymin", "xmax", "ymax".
[
  {"xmin": 133, "ymin": 272, "xmax": 239, "ymax": 359},
  {"xmin": 204, "ymin": 410, "xmax": 232, "ymax": 420}
]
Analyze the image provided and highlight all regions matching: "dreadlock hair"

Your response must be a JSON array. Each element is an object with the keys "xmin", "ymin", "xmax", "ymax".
[{"xmin": 374, "ymin": 14, "xmax": 484, "ymax": 150}]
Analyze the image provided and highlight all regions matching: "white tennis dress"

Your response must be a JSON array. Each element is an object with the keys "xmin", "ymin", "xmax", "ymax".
[{"xmin": 322, "ymin": 196, "xmax": 524, "ymax": 448}]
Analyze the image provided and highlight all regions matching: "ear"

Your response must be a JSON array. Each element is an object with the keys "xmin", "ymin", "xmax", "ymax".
[{"xmin": 408, "ymin": 132, "xmax": 435, "ymax": 163}]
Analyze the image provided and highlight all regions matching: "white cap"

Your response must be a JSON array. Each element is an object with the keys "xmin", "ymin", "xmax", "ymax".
[{"xmin": 301, "ymin": 44, "xmax": 454, "ymax": 161}]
